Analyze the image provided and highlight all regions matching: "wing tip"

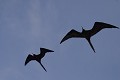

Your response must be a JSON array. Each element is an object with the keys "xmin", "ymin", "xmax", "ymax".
[
  {"xmin": 24, "ymin": 62, "xmax": 26, "ymax": 65},
  {"xmin": 116, "ymin": 27, "xmax": 119, "ymax": 29},
  {"xmin": 95, "ymin": 22, "xmax": 119, "ymax": 29},
  {"xmin": 60, "ymin": 29, "xmax": 77, "ymax": 44},
  {"xmin": 60, "ymin": 40, "xmax": 64, "ymax": 44},
  {"xmin": 24, "ymin": 61, "xmax": 28, "ymax": 66}
]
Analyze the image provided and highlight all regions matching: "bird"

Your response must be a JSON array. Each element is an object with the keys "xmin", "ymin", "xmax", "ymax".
[
  {"xmin": 25, "ymin": 48, "xmax": 54, "ymax": 72},
  {"xmin": 60, "ymin": 22, "xmax": 119, "ymax": 53}
]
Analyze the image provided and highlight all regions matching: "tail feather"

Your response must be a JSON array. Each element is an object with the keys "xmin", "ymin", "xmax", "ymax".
[{"xmin": 86, "ymin": 38, "xmax": 96, "ymax": 53}]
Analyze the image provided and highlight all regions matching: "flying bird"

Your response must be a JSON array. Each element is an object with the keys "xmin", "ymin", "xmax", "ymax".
[
  {"xmin": 25, "ymin": 48, "xmax": 54, "ymax": 72},
  {"xmin": 60, "ymin": 22, "xmax": 119, "ymax": 53}
]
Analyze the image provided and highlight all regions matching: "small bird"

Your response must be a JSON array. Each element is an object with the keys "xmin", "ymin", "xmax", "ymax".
[
  {"xmin": 25, "ymin": 48, "xmax": 54, "ymax": 72},
  {"xmin": 60, "ymin": 22, "xmax": 119, "ymax": 53}
]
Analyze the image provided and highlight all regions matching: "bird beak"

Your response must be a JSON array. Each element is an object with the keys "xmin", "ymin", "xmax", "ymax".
[{"xmin": 81, "ymin": 26, "xmax": 83, "ymax": 30}]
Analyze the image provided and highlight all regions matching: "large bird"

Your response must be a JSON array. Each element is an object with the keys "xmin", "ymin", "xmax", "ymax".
[
  {"xmin": 25, "ymin": 48, "xmax": 54, "ymax": 72},
  {"xmin": 60, "ymin": 22, "xmax": 119, "ymax": 53}
]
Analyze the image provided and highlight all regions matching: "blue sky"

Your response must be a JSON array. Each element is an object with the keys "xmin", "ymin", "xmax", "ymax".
[{"xmin": 0, "ymin": 0, "xmax": 120, "ymax": 80}]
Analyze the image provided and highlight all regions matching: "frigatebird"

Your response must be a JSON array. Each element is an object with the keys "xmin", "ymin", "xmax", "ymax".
[
  {"xmin": 60, "ymin": 22, "xmax": 119, "ymax": 53},
  {"xmin": 25, "ymin": 48, "xmax": 54, "ymax": 72}
]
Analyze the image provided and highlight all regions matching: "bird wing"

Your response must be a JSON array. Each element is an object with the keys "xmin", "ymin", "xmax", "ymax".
[
  {"xmin": 25, "ymin": 54, "xmax": 34, "ymax": 65},
  {"xmin": 91, "ymin": 22, "xmax": 119, "ymax": 36},
  {"xmin": 60, "ymin": 29, "xmax": 82, "ymax": 44},
  {"xmin": 40, "ymin": 48, "xmax": 54, "ymax": 54}
]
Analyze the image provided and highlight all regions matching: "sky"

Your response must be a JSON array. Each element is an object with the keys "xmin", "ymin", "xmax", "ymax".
[{"xmin": 0, "ymin": 0, "xmax": 120, "ymax": 80}]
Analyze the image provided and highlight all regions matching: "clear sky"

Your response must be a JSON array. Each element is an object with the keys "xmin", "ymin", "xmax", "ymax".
[{"xmin": 0, "ymin": 0, "xmax": 120, "ymax": 80}]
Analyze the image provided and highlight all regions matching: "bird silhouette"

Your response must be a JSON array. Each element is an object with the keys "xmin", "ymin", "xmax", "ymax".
[
  {"xmin": 25, "ymin": 48, "xmax": 54, "ymax": 72},
  {"xmin": 60, "ymin": 22, "xmax": 119, "ymax": 53}
]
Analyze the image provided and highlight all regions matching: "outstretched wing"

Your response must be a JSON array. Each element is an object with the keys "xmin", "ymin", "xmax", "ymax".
[
  {"xmin": 60, "ymin": 29, "xmax": 82, "ymax": 44},
  {"xmin": 25, "ymin": 54, "xmax": 34, "ymax": 65},
  {"xmin": 91, "ymin": 22, "xmax": 119, "ymax": 36}
]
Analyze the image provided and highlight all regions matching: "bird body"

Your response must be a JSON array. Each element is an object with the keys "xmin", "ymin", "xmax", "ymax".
[
  {"xmin": 25, "ymin": 48, "xmax": 54, "ymax": 72},
  {"xmin": 60, "ymin": 22, "xmax": 119, "ymax": 53}
]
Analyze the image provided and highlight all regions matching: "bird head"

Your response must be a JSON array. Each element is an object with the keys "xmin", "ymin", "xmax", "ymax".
[
  {"xmin": 81, "ymin": 26, "xmax": 85, "ymax": 32},
  {"xmin": 32, "ymin": 53, "xmax": 36, "ymax": 56}
]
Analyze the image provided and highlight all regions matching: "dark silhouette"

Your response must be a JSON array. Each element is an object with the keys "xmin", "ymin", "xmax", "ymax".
[
  {"xmin": 25, "ymin": 48, "xmax": 54, "ymax": 72},
  {"xmin": 60, "ymin": 22, "xmax": 119, "ymax": 53}
]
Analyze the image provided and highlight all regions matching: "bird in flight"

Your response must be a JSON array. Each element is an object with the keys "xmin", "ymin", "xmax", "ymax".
[
  {"xmin": 25, "ymin": 48, "xmax": 54, "ymax": 72},
  {"xmin": 60, "ymin": 22, "xmax": 119, "ymax": 53}
]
